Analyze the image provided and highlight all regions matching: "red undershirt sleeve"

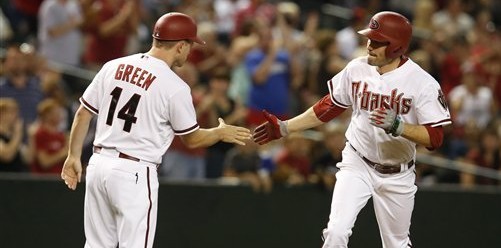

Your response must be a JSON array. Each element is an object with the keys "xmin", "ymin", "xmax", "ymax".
[
  {"xmin": 313, "ymin": 94, "xmax": 347, "ymax": 122},
  {"xmin": 424, "ymin": 125, "xmax": 444, "ymax": 150}
]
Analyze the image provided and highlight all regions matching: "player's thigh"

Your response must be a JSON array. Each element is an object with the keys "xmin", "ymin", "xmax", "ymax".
[
  {"xmin": 329, "ymin": 169, "xmax": 373, "ymax": 227},
  {"xmin": 106, "ymin": 162, "xmax": 159, "ymax": 246},
  {"xmin": 106, "ymin": 162, "xmax": 158, "ymax": 218},
  {"xmin": 372, "ymin": 169, "xmax": 417, "ymax": 235},
  {"xmin": 84, "ymin": 155, "xmax": 119, "ymax": 247}
]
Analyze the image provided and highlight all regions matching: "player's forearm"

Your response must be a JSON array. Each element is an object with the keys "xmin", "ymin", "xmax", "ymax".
[
  {"xmin": 285, "ymin": 107, "xmax": 324, "ymax": 133},
  {"xmin": 67, "ymin": 106, "xmax": 93, "ymax": 158},
  {"xmin": 181, "ymin": 128, "xmax": 222, "ymax": 148},
  {"xmin": 400, "ymin": 124, "xmax": 432, "ymax": 148}
]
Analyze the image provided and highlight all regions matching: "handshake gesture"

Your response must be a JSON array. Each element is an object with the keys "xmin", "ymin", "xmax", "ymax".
[
  {"xmin": 253, "ymin": 110, "xmax": 289, "ymax": 145},
  {"xmin": 252, "ymin": 107, "xmax": 405, "ymax": 146},
  {"xmin": 368, "ymin": 107, "xmax": 404, "ymax": 137}
]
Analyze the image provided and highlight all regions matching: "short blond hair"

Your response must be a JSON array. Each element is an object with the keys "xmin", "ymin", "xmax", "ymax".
[
  {"xmin": 0, "ymin": 98, "xmax": 19, "ymax": 115},
  {"xmin": 37, "ymin": 98, "xmax": 61, "ymax": 119}
]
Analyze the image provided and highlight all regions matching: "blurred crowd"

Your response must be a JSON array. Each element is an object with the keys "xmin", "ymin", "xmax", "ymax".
[{"xmin": 0, "ymin": 0, "xmax": 499, "ymax": 190}]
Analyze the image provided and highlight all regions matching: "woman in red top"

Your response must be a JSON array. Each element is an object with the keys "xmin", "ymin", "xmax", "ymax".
[{"xmin": 30, "ymin": 98, "xmax": 68, "ymax": 174}]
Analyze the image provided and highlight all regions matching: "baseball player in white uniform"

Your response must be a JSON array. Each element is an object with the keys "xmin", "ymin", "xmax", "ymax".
[
  {"xmin": 61, "ymin": 12, "xmax": 251, "ymax": 248},
  {"xmin": 253, "ymin": 11, "xmax": 452, "ymax": 247}
]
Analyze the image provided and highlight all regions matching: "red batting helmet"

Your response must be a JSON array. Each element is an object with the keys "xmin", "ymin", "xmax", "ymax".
[
  {"xmin": 152, "ymin": 12, "xmax": 205, "ymax": 45},
  {"xmin": 358, "ymin": 11, "xmax": 412, "ymax": 59}
]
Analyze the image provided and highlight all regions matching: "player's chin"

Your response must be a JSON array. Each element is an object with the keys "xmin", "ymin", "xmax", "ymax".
[{"xmin": 367, "ymin": 55, "xmax": 377, "ymax": 65}]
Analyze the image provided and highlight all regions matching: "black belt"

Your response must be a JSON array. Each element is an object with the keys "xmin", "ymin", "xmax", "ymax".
[
  {"xmin": 348, "ymin": 143, "xmax": 414, "ymax": 174},
  {"xmin": 94, "ymin": 146, "xmax": 140, "ymax": 162}
]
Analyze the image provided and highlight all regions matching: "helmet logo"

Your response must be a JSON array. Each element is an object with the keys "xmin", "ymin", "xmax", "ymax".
[{"xmin": 369, "ymin": 19, "xmax": 379, "ymax": 29}]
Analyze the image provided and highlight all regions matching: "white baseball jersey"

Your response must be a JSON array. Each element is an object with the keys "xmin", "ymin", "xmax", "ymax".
[
  {"xmin": 328, "ymin": 56, "xmax": 452, "ymax": 165},
  {"xmin": 80, "ymin": 53, "xmax": 200, "ymax": 164},
  {"xmin": 321, "ymin": 56, "xmax": 452, "ymax": 248}
]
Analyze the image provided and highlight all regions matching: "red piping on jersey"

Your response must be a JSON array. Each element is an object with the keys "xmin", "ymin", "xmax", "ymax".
[
  {"xmin": 80, "ymin": 97, "xmax": 98, "ymax": 114},
  {"xmin": 313, "ymin": 94, "xmax": 347, "ymax": 122},
  {"xmin": 144, "ymin": 167, "xmax": 152, "ymax": 248},
  {"xmin": 173, "ymin": 123, "xmax": 199, "ymax": 134},
  {"xmin": 424, "ymin": 125, "xmax": 444, "ymax": 150}
]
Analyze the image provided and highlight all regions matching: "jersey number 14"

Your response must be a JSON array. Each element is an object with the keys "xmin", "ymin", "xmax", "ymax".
[{"xmin": 106, "ymin": 86, "xmax": 141, "ymax": 132}]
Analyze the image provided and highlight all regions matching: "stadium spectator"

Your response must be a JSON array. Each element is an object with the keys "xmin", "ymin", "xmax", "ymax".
[
  {"xmin": 306, "ymin": 29, "xmax": 347, "ymax": 98},
  {"xmin": 438, "ymin": 35, "xmax": 471, "ymax": 96},
  {"xmin": 40, "ymin": 69, "xmax": 74, "ymax": 131},
  {"xmin": 2, "ymin": 0, "xmax": 44, "ymax": 43},
  {"xmin": 227, "ymin": 19, "xmax": 258, "ymax": 105},
  {"xmin": 188, "ymin": 21, "xmax": 228, "ymax": 83},
  {"xmin": 213, "ymin": 0, "xmax": 249, "ymax": 45},
  {"xmin": 202, "ymin": 67, "xmax": 248, "ymax": 178},
  {"xmin": 432, "ymin": 0, "xmax": 474, "ymax": 43},
  {"xmin": 0, "ymin": 98, "xmax": 28, "ymax": 172},
  {"xmin": 232, "ymin": 0, "xmax": 274, "ymax": 38},
  {"xmin": 272, "ymin": 132, "xmax": 315, "ymax": 186},
  {"xmin": 335, "ymin": 7, "xmax": 367, "ymax": 61},
  {"xmin": 80, "ymin": 0, "xmax": 140, "ymax": 69},
  {"xmin": 244, "ymin": 18, "xmax": 301, "ymax": 125},
  {"xmin": 0, "ymin": 44, "xmax": 44, "ymax": 130},
  {"xmin": 223, "ymin": 138, "xmax": 272, "ymax": 193},
  {"xmin": 37, "ymin": 0, "xmax": 83, "ymax": 66},
  {"xmin": 449, "ymin": 65, "xmax": 495, "ymax": 129},
  {"xmin": 30, "ymin": 98, "xmax": 68, "ymax": 174},
  {"xmin": 311, "ymin": 123, "xmax": 346, "ymax": 191},
  {"xmin": 461, "ymin": 126, "xmax": 500, "ymax": 185},
  {"xmin": 0, "ymin": 9, "xmax": 14, "ymax": 43}
]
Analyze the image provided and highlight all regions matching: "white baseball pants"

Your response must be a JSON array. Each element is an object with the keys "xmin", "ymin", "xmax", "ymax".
[
  {"xmin": 322, "ymin": 145, "xmax": 417, "ymax": 248},
  {"xmin": 83, "ymin": 149, "xmax": 159, "ymax": 248}
]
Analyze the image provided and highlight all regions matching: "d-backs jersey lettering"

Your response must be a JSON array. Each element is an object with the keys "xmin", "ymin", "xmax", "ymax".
[{"xmin": 327, "ymin": 57, "xmax": 451, "ymax": 165}]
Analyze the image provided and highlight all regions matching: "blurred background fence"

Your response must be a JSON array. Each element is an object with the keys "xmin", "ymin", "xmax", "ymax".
[{"xmin": 1, "ymin": 174, "xmax": 500, "ymax": 248}]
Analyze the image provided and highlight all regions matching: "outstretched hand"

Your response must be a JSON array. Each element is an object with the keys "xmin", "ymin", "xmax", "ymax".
[
  {"xmin": 61, "ymin": 156, "xmax": 82, "ymax": 190},
  {"xmin": 369, "ymin": 108, "xmax": 404, "ymax": 137},
  {"xmin": 253, "ymin": 110, "xmax": 289, "ymax": 145},
  {"xmin": 217, "ymin": 118, "xmax": 252, "ymax": 145}
]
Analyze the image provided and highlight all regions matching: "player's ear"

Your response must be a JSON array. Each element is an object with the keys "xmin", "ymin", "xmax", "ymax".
[{"xmin": 175, "ymin": 41, "xmax": 184, "ymax": 53}]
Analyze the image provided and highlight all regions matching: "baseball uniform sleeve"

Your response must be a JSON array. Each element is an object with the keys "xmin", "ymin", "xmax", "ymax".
[
  {"xmin": 80, "ymin": 63, "xmax": 108, "ymax": 115},
  {"xmin": 415, "ymin": 83, "xmax": 452, "ymax": 127},
  {"xmin": 169, "ymin": 87, "xmax": 199, "ymax": 135},
  {"xmin": 327, "ymin": 67, "xmax": 353, "ymax": 108}
]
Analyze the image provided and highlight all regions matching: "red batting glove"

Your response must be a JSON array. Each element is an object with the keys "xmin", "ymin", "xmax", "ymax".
[{"xmin": 253, "ymin": 110, "xmax": 288, "ymax": 145}]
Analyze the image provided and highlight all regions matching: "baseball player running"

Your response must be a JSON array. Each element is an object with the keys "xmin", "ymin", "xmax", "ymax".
[
  {"xmin": 61, "ymin": 12, "xmax": 251, "ymax": 248},
  {"xmin": 253, "ymin": 11, "xmax": 452, "ymax": 247}
]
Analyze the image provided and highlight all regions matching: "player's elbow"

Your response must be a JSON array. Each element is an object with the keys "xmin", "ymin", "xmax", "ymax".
[
  {"xmin": 74, "ymin": 105, "xmax": 94, "ymax": 122},
  {"xmin": 425, "ymin": 125, "xmax": 444, "ymax": 150},
  {"xmin": 184, "ymin": 141, "xmax": 201, "ymax": 149},
  {"xmin": 180, "ymin": 137, "xmax": 200, "ymax": 149}
]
